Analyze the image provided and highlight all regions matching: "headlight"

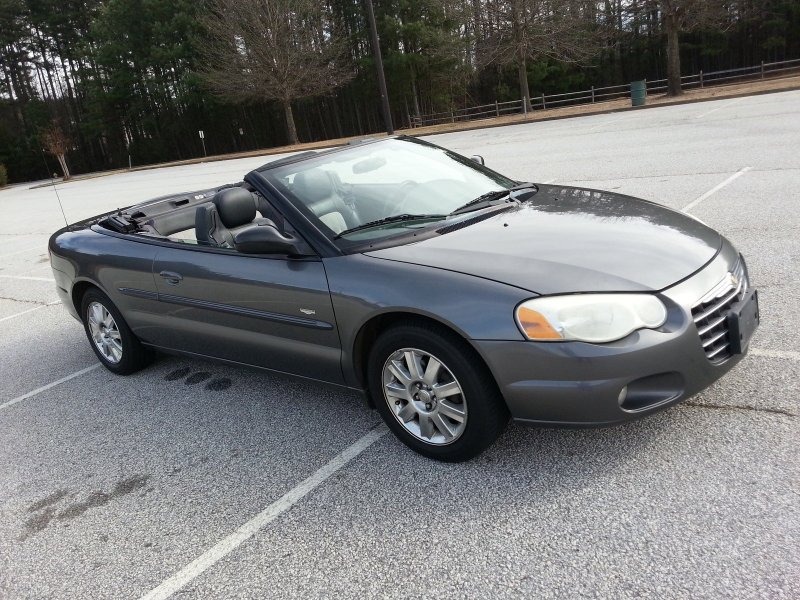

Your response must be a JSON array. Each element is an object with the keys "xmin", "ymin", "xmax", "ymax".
[{"xmin": 515, "ymin": 294, "xmax": 667, "ymax": 343}]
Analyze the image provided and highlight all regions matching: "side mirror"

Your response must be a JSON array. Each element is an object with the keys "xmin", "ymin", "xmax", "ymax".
[
  {"xmin": 470, "ymin": 155, "xmax": 485, "ymax": 166},
  {"xmin": 233, "ymin": 223, "xmax": 303, "ymax": 255}
]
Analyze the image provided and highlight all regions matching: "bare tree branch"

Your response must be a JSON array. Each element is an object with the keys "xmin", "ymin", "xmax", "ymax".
[
  {"xmin": 478, "ymin": 0, "xmax": 610, "ymax": 110},
  {"xmin": 632, "ymin": 0, "xmax": 734, "ymax": 96},
  {"xmin": 41, "ymin": 122, "xmax": 71, "ymax": 180},
  {"xmin": 199, "ymin": 0, "xmax": 355, "ymax": 144}
]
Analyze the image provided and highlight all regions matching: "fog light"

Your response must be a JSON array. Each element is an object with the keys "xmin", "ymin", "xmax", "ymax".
[{"xmin": 618, "ymin": 386, "xmax": 628, "ymax": 407}]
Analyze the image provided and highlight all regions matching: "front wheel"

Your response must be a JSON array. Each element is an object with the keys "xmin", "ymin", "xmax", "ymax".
[
  {"xmin": 81, "ymin": 288, "xmax": 152, "ymax": 375},
  {"xmin": 368, "ymin": 322, "xmax": 509, "ymax": 462}
]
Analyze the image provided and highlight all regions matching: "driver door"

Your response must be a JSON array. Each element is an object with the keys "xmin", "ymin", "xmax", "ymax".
[{"xmin": 149, "ymin": 245, "xmax": 343, "ymax": 384}]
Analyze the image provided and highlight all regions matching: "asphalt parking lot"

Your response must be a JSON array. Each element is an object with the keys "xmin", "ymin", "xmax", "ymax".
[{"xmin": 1, "ymin": 91, "xmax": 798, "ymax": 599}]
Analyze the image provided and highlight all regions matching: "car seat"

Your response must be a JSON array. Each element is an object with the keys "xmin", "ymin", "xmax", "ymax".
[
  {"xmin": 195, "ymin": 188, "xmax": 267, "ymax": 247},
  {"xmin": 292, "ymin": 169, "xmax": 355, "ymax": 234}
]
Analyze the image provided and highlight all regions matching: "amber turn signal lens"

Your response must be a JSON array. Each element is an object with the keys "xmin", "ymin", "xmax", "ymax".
[{"xmin": 517, "ymin": 306, "xmax": 563, "ymax": 340}]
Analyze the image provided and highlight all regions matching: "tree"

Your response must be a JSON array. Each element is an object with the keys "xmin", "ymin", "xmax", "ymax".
[
  {"xmin": 1, "ymin": 0, "xmax": 798, "ymax": 183},
  {"xmin": 480, "ymin": 0, "xmax": 606, "ymax": 111},
  {"xmin": 201, "ymin": 0, "xmax": 354, "ymax": 145},
  {"xmin": 41, "ymin": 122, "xmax": 72, "ymax": 179},
  {"xmin": 638, "ymin": 0, "xmax": 733, "ymax": 96}
]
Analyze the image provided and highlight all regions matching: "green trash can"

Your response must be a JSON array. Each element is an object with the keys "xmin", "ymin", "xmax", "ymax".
[{"xmin": 631, "ymin": 80, "xmax": 647, "ymax": 107}]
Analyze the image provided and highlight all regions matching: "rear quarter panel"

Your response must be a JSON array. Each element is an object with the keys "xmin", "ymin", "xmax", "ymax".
[{"xmin": 49, "ymin": 227, "xmax": 160, "ymax": 339}]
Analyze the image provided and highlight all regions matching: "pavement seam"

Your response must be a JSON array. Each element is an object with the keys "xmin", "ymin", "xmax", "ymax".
[
  {"xmin": 0, "ymin": 295, "xmax": 48, "ymax": 305},
  {"xmin": 681, "ymin": 401, "xmax": 796, "ymax": 418}
]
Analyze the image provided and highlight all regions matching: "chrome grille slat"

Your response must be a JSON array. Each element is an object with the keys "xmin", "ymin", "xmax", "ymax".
[
  {"xmin": 697, "ymin": 314, "xmax": 726, "ymax": 336},
  {"xmin": 691, "ymin": 260, "xmax": 747, "ymax": 362},
  {"xmin": 707, "ymin": 342, "xmax": 731, "ymax": 359},
  {"xmin": 702, "ymin": 329, "xmax": 728, "ymax": 348},
  {"xmin": 693, "ymin": 279, "xmax": 744, "ymax": 323}
]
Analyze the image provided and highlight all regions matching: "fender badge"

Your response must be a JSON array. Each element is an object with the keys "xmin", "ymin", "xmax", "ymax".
[{"xmin": 300, "ymin": 308, "xmax": 316, "ymax": 315}]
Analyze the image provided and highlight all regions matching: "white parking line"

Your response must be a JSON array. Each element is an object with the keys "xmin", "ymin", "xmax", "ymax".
[
  {"xmin": 0, "ymin": 301, "xmax": 60, "ymax": 323},
  {"xmin": 0, "ymin": 275, "xmax": 56, "ymax": 282},
  {"xmin": 0, "ymin": 364, "xmax": 102, "ymax": 412},
  {"xmin": 751, "ymin": 347, "xmax": 800, "ymax": 362},
  {"xmin": 0, "ymin": 245, "xmax": 45, "ymax": 258},
  {"xmin": 681, "ymin": 167, "xmax": 751, "ymax": 213},
  {"xmin": 139, "ymin": 425, "xmax": 388, "ymax": 600},
  {"xmin": 695, "ymin": 97, "xmax": 748, "ymax": 119},
  {"xmin": 589, "ymin": 115, "xmax": 626, "ymax": 131}
]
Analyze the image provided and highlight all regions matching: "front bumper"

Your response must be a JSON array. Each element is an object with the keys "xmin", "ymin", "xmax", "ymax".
[{"xmin": 476, "ymin": 246, "xmax": 755, "ymax": 426}]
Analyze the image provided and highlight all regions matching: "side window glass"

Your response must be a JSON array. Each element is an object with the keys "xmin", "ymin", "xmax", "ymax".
[
  {"xmin": 166, "ymin": 228, "xmax": 202, "ymax": 246},
  {"xmin": 255, "ymin": 193, "xmax": 315, "ymax": 256}
]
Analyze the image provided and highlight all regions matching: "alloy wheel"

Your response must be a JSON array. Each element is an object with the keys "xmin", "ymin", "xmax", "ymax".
[
  {"xmin": 87, "ymin": 301, "xmax": 123, "ymax": 364},
  {"xmin": 382, "ymin": 348, "xmax": 467, "ymax": 445}
]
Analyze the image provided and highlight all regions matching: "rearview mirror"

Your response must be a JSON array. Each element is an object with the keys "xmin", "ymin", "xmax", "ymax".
[
  {"xmin": 470, "ymin": 155, "xmax": 485, "ymax": 166},
  {"xmin": 352, "ymin": 156, "xmax": 387, "ymax": 174},
  {"xmin": 233, "ymin": 223, "xmax": 303, "ymax": 255}
]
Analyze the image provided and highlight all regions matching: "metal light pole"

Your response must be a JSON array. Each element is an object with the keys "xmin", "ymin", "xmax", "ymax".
[{"xmin": 365, "ymin": 0, "xmax": 394, "ymax": 135}]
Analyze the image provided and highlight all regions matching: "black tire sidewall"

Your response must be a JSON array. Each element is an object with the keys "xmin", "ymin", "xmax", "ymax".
[
  {"xmin": 368, "ymin": 323, "xmax": 509, "ymax": 462},
  {"xmin": 80, "ymin": 289, "xmax": 149, "ymax": 375}
]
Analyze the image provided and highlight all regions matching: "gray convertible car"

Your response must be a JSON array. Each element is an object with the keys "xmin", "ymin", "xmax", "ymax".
[{"xmin": 49, "ymin": 136, "xmax": 759, "ymax": 461}]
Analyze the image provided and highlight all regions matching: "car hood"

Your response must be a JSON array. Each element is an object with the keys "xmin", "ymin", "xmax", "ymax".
[{"xmin": 364, "ymin": 185, "xmax": 721, "ymax": 294}]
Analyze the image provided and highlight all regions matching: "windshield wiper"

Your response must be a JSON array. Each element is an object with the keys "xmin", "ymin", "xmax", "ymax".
[
  {"xmin": 333, "ymin": 213, "xmax": 446, "ymax": 239},
  {"xmin": 448, "ymin": 183, "xmax": 539, "ymax": 216}
]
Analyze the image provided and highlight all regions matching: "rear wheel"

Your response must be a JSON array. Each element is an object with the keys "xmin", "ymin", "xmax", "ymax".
[
  {"xmin": 80, "ymin": 288, "xmax": 152, "ymax": 375},
  {"xmin": 368, "ymin": 322, "xmax": 509, "ymax": 462}
]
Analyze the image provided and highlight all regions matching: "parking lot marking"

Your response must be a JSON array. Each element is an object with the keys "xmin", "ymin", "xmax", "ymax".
[
  {"xmin": 0, "ymin": 245, "xmax": 45, "ymax": 258},
  {"xmin": 0, "ymin": 274, "xmax": 56, "ymax": 282},
  {"xmin": 0, "ymin": 364, "xmax": 101, "ymax": 412},
  {"xmin": 695, "ymin": 97, "xmax": 748, "ymax": 119},
  {"xmin": 589, "ymin": 115, "xmax": 626, "ymax": 131},
  {"xmin": 139, "ymin": 425, "xmax": 388, "ymax": 600},
  {"xmin": 0, "ymin": 301, "xmax": 60, "ymax": 323},
  {"xmin": 751, "ymin": 347, "xmax": 800, "ymax": 362},
  {"xmin": 682, "ymin": 167, "xmax": 751, "ymax": 213}
]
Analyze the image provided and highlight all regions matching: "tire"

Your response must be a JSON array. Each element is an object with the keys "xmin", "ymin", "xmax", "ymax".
[
  {"xmin": 80, "ymin": 288, "xmax": 153, "ymax": 375},
  {"xmin": 368, "ymin": 321, "xmax": 509, "ymax": 462}
]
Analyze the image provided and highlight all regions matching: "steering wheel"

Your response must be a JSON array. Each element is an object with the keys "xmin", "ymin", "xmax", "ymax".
[{"xmin": 392, "ymin": 180, "xmax": 419, "ymax": 210}]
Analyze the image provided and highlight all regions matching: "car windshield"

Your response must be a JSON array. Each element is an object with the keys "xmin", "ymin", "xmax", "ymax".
[{"xmin": 261, "ymin": 138, "xmax": 516, "ymax": 242}]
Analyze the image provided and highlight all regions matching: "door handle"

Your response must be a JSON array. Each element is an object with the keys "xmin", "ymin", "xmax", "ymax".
[{"xmin": 159, "ymin": 271, "xmax": 183, "ymax": 285}]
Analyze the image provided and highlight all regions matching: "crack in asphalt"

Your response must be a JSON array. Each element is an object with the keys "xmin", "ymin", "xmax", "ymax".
[
  {"xmin": 0, "ymin": 295, "xmax": 48, "ymax": 305},
  {"xmin": 682, "ymin": 400, "xmax": 796, "ymax": 418}
]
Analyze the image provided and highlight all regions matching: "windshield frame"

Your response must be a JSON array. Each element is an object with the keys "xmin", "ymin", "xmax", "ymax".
[{"xmin": 255, "ymin": 136, "xmax": 517, "ymax": 253}]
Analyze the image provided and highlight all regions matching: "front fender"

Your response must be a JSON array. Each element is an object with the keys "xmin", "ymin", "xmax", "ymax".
[{"xmin": 323, "ymin": 254, "xmax": 532, "ymax": 387}]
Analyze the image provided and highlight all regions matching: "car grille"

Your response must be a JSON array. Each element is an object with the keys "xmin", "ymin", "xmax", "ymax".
[{"xmin": 691, "ymin": 260, "xmax": 748, "ymax": 362}]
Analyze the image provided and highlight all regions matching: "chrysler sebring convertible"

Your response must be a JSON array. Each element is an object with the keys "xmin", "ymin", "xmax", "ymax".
[{"xmin": 49, "ymin": 136, "xmax": 759, "ymax": 461}]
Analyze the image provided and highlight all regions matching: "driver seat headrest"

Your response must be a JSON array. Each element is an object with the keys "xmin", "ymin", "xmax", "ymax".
[
  {"xmin": 293, "ymin": 169, "xmax": 334, "ymax": 203},
  {"xmin": 213, "ymin": 188, "xmax": 256, "ymax": 228}
]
